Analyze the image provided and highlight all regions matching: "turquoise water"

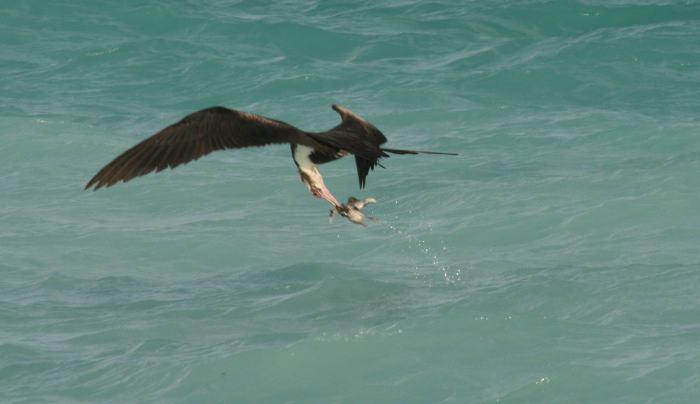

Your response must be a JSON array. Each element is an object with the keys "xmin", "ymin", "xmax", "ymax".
[{"xmin": 3, "ymin": 0, "xmax": 700, "ymax": 402}]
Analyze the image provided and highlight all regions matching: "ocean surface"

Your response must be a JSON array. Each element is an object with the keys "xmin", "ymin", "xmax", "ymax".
[{"xmin": 2, "ymin": 0, "xmax": 700, "ymax": 402}]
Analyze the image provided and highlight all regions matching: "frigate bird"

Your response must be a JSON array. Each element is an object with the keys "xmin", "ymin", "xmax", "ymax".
[{"xmin": 85, "ymin": 104, "xmax": 456, "ymax": 208}]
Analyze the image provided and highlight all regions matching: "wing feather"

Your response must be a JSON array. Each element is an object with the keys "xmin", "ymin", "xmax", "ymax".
[
  {"xmin": 86, "ymin": 106, "xmax": 319, "ymax": 190},
  {"xmin": 308, "ymin": 104, "xmax": 390, "ymax": 189},
  {"xmin": 354, "ymin": 156, "xmax": 372, "ymax": 189}
]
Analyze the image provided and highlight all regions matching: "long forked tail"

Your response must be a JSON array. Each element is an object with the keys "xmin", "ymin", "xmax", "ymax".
[{"xmin": 382, "ymin": 147, "xmax": 458, "ymax": 156}]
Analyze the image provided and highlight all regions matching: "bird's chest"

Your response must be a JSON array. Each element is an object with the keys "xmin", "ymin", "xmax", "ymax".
[
  {"xmin": 293, "ymin": 144, "xmax": 339, "ymax": 167},
  {"xmin": 295, "ymin": 144, "xmax": 340, "ymax": 166}
]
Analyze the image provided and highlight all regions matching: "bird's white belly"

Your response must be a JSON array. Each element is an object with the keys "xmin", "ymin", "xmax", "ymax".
[
  {"xmin": 294, "ymin": 145, "xmax": 325, "ymax": 189},
  {"xmin": 294, "ymin": 145, "xmax": 316, "ymax": 171}
]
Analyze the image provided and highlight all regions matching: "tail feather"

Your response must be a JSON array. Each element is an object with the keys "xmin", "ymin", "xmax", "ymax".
[{"xmin": 381, "ymin": 147, "xmax": 458, "ymax": 156}]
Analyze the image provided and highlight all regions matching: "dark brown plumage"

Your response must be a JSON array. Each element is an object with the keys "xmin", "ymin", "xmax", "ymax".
[
  {"xmin": 85, "ymin": 104, "xmax": 456, "ymax": 206},
  {"xmin": 85, "ymin": 107, "xmax": 331, "ymax": 190}
]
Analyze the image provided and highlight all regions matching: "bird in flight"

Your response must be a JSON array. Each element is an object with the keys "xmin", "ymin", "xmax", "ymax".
[{"xmin": 85, "ymin": 104, "xmax": 456, "ymax": 209}]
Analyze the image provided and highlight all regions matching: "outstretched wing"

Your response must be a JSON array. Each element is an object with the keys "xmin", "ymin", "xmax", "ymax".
[
  {"xmin": 86, "ymin": 106, "xmax": 318, "ymax": 190},
  {"xmin": 308, "ymin": 130, "xmax": 388, "ymax": 189},
  {"xmin": 307, "ymin": 104, "xmax": 389, "ymax": 189}
]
